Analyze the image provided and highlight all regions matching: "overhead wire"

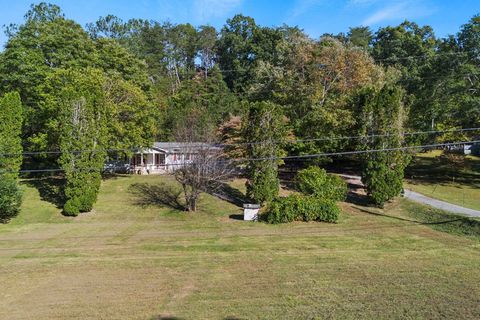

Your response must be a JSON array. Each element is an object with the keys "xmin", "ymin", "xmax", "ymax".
[
  {"xmin": 0, "ymin": 127, "xmax": 479, "ymax": 158},
  {"xmin": 1, "ymin": 139, "xmax": 478, "ymax": 175}
]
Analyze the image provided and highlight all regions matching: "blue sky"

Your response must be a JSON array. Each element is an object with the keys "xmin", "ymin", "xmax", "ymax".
[{"xmin": 1, "ymin": 0, "xmax": 479, "ymax": 48}]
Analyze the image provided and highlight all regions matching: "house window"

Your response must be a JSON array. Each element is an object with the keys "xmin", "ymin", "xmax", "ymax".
[{"xmin": 185, "ymin": 153, "xmax": 191, "ymax": 160}]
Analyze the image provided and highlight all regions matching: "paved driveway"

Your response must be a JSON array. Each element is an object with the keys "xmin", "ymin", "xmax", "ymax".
[
  {"xmin": 338, "ymin": 174, "xmax": 480, "ymax": 218},
  {"xmin": 403, "ymin": 189, "xmax": 480, "ymax": 218}
]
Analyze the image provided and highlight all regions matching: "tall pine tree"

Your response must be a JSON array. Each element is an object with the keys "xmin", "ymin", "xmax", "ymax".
[
  {"xmin": 355, "ymin": 84, "xmax": 409, "ymax": 207},
  {"xmin": 47, "ymin": 68, "xmax": 108, "ymax": 216},
  {"xmin": 243, "ymin": 101, "xmax": 288, "ymax": 204},
  {"xmin": 0, "ymin": 92, "xmax": 23, "ymax": 222}
]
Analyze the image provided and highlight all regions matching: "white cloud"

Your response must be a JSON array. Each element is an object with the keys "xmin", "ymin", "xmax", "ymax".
[
  {"xmin": 362, "ymin": 2, "xmax": 407, "ymax": 25},
  {"xmin": 194, "ymin": 0, "xmax": 244, "ymax": 20},
  {"xmin": 361, "ymin": 1, "xmax": 435, "ymax": 26},
  {"xmin": 287, "ymin": 0, "xmax": 323, "ymax": 21}
]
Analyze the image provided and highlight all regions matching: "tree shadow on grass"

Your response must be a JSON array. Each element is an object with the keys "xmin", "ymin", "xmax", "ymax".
[
  {"xmin": 101, "ymin": 173, "xmax": 129, "ymax": 180},
  {"xmin": 346, "ymin": 192, "xmax": 370, "ymax": 206},
  {"xmin": 406, "ymin": 156, "xmax": 480, "ymax": 186},
  {"xmin": 344, "ymin": 178, "xmax": 372, "ymax": 207},
  {"xmin": 129, "ymin": 182, "xmax": 186, "ymax": 211},
  {"xmin": 355, "ymin": 206, "xmax": 480, "ymax": 237},
  {"xmin": 22, "ymin": 176, "xmax": 65, "ymax": 209},
  {"xmin": 206, "ymin": 182, "xmax": 249, "ymax": 208},
  {"xmin": 228, "ymin": 214, "xmax": 244, "ymax": 220}
]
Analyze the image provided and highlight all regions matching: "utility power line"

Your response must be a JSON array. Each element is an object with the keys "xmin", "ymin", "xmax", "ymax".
[
  {"xmin": 0, "ymin": 127, "xmax": 478, "ymax": 157},
  {"xmin": 233, "ymin": 140, "xmax": 480, "ymax": 162},
  {"xmin": 1, "ymin": 139, "xmax": 478, "ymax": 175},
  {"xmin": 241, "ymin": 127, "xmax": 480, "ymax": 147}
]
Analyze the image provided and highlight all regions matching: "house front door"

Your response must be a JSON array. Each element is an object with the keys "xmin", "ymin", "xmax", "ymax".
[
  {"xmin": 132, "ymin": 154, "xmax": 144, "ymax": 167},
  {"xmin": 155, "ymin": 154, "xmax": 165, "ymax": 167}
]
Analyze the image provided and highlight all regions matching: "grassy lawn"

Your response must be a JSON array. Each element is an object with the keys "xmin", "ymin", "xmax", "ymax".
[
  {"xmin": 0, "ymin": 174, "xmax": 479, "ymax": 319},
  {"xmin": 405, "ymin": 151, "xmax": 480, "ymax": 210}
]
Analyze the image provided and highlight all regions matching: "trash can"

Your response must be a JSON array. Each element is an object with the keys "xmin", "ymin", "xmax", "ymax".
[{"xmin": 243, "ymin": 204, "xmax": 260, "ymax": 221}]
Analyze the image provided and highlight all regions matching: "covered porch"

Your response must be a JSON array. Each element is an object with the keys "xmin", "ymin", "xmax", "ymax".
[{"xmin": 130, "ymin": 149, "xmax": 168, "ymax": 175}]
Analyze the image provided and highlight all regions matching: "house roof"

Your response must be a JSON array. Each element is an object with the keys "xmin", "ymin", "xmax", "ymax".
[{"xmin": 151, "ymin": 142, "xmax": 220, "ymax": 153}]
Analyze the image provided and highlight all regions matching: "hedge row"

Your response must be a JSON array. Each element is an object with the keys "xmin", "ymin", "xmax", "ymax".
[
  {"xmin": 264, "ymin": 166, "xmax": 346, "ymax": 224},
  {"xmin": 266, "ymin": 195, "xmax": 339, "ymax": 224}
]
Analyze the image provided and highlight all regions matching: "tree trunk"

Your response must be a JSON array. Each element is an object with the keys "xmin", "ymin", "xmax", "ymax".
[
  {"xmin": 189, "ymin": 197, "xmax": 197, "ymax": 212},
  {"xmin": 181, "ymin": 183, "xmax": 189, "ymax": 211}
]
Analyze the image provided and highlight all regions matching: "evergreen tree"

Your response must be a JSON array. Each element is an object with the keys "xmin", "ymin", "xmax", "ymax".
[
  {"xmin": 348, "ymin": 26, "xmax": 373, "ymax": 49},
  {"xmin": 47, "ymin": 68, "xmax": 109, "ymax": 216},
  {"xmin": 0, "ymin": 92, "xmax": 23, "ymax": 222},
  {"xmin": 355, "ymin": 85, "xmax": 409, "ymax": 207},
  {"xmin": 0, "ymin": 92, "xmax": 23, "ymax": 178},
  {"xmin": 42, "ymin": 67, "xmax": 156, "ymax": 216},
  {"xmin": 243, "ymin": 101, "xmax": 287, "ymax": 204}
]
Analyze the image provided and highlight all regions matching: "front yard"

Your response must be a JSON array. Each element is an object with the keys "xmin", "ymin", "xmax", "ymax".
[{"xmin": 0, "ymin": 175, "xmax": 479, "ymax": 319}]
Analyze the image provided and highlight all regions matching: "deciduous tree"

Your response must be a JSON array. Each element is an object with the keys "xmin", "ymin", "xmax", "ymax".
[{"xmin": 174, "ymin": 116, "xmax": 233, "ymax": 212}]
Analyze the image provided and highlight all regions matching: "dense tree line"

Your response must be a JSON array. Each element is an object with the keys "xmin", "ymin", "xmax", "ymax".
[{"xmin": 0, "ymin": 2, "xmax": 478, "ymax": 216}]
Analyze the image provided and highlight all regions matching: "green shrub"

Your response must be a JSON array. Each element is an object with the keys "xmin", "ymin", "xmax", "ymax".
[
  {"xmin": 0, "ymin": 176, "xmax": 22, "ymax": 222},
  {"xmin": 296, "ymin": 167, "xmax": 347, "ymax": 201},
  {"xmin": 246, "ymin": 165, "xmax": 279, "ymax": 204},
  {"xmin": 362, "ymin": 154, "xmax": 404, "ymax": 207},
  {"xmin": 265, "ymin": 195, "xmax": 299, "ymax": 223},
  {"xmin": 78, "ymin": 174, "xmax": 101, "ymax": 212},
  {"xmin": 63, "ymin": 171, "xmax": 101, "ymax": 216},
  {"xmin": 298, "ymin": 197, "xmax": 340, "ymax": 223},
  {"xmin": 63, "ymin": 198, "xmax": 81, "ymax": 217},
  {"xmin": 243, "ymin": 101, "xmax": 287, "ymax": 204},
  {"xmin": 266, "ymin": 194, "xmax": 340, "ymax": 224}
]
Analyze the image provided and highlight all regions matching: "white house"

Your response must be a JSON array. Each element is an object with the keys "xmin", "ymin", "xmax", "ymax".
[{"xmin": 106, "ymin": 142, "xmax": 219, "ymax": 175}]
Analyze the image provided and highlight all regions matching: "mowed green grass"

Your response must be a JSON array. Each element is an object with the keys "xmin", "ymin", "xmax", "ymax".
[
  {"xmin": 0, "ymin": 175, "xmax": 479, "ymax": 319},
  {"xmin": 405, "ymin": 151, "xmax": 480, "ymax": 210}
]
